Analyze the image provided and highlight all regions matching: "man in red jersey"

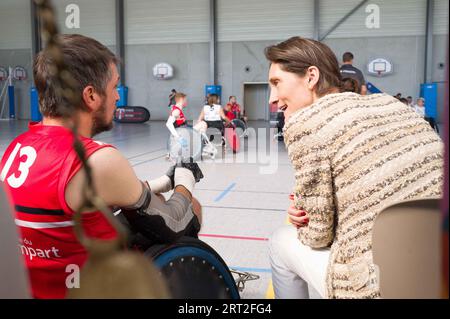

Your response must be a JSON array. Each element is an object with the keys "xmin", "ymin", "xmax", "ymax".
[
  {"xmin": 0, "ymin": 34, "xmax": 203, "ymax": 299},
  {"xmin": 223, "ymin": 102, "xmax": 236, "ymax": 121},
  {"xmin": 225, "ymin": 96, "xmax": 247, "ymax": 123}
]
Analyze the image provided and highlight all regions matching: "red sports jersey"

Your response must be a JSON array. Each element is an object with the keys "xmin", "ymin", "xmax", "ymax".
[
  {"xmin": 230, "ymin": 103, "xmax": 241, "ymax": 114},
  {"xmin": 0, "ymin": 122, "xmax": 118, "ymax": 299},
  {"xmin": 225, "ymin": 103, "xmax": 241, "ymax": 121},
  {"xmin": 171, "ymin": 105, "xmax": 186, "ymax": 127},
  {"xmin": 224, "ymin": 109, "xmax": 236, "ymax": 121}
]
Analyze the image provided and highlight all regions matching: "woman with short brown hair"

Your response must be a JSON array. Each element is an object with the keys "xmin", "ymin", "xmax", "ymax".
[{"xmin": 266, "ymin": 37, "xmax": 443, "ymax": 299}]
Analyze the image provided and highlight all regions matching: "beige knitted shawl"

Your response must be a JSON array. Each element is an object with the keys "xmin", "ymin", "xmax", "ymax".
[{"xmin": 283, "ymin": 92, "xmax": 443, "ymax": 298}]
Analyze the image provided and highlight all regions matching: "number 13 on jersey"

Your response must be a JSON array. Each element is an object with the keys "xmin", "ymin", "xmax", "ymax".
[{"xmin": 1, "ymin": 143, "xmax": 37, "ymax": 188}]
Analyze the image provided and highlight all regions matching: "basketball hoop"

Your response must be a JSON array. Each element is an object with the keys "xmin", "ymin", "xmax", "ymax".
[
  {"xmin": 13, "ymin": 66, "xmax": 27, "ymax": 81},
  {"xmin": 367, "ymin": 58, "xmax": 393, "ymax": 77},
  {"xmin": 153, "ymin": 63, "xmax": 173, "ymax": 80},
  {"xmin": 0, "ymin": 67, "xmax": 7, "ymax": 81}
]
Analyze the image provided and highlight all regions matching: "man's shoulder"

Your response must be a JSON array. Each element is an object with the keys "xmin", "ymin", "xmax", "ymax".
[
  {"xmin": 340, "ymin": 64, "xmax": 352, "ymax": 70},
  {"xmin": 340, "ymin": 64, "xmax": 361, "ymax": 72},
  {"xmin": 340, "ymin": 64, "xmax": 357, "ymax": 76},
  {"xmin": 341, "ymin": 64, "xmax": 366, "ymax": 83},
  {"xmin": 86, "ymin": 146, "xmax": 126, "ymax": 175},
  {"xmin": 71, "ymin": 137, "xmax": 117, "ymax": 169},
  {"xmin": 353, "ymin": 66, "xmax": 364, "ymax": 75},
  {"xmin": 2, "ymin": 129, "xmax": 67, "ymax": 161},
  {"xmin": 1, "ymin": 134, "xmax": 24, "ymax": 164}
]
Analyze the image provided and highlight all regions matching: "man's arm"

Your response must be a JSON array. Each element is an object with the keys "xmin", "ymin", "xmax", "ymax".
[
  {"xmin": 65, "ymin": 147, "xmax": 194, "ymax": 212},
  {"xmin": 65, "ymin": 147, "xmax": 142, "ymax": 211},
  {"xmin": 166, "ymin": 109, "xmax": 180, "ymax": 138},
  {"xmin": 219, "ymin": 108, "xmax": 230, "ymax": 124},
  {"xmin": 197, "ymin": 109, "xmax": 205, "ymax": 122},
  {"xmin": 122, "ymin": 184, "xmax": 199, "ymax": 244},
  {"xmin": 236, "ymin": 104, "xmax": 242, "ymax": 118},
  {"xmin": 358, "ymin": 70, "xmax": 367, "ymax": 95},
  {"xmin": 360, "ymin": 84, "xmax": 367, "ymax": 95},
  {"xmin": 65, "ymin": 147, "xmax": 201, "ymax": 243}
]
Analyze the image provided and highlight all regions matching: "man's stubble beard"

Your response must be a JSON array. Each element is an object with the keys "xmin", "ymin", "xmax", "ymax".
[{"xmin": 92, "ymin": 102, "xmax": 114, "ymax": 136}]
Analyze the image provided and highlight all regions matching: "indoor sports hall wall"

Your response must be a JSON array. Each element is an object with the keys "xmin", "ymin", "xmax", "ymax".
[{"xmin": 0, "ymin": 0, "xmax": 448, "ymax": 119}]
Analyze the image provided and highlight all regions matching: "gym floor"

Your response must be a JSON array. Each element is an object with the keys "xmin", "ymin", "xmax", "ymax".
[{"xmin": 0, "ymin": 119, "xmax": 294, "ymax": 299}]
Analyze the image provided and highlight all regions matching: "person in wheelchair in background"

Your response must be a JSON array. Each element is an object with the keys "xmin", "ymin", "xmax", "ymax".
[
  {"xmin": 225, "ymin": 96, "xmax": 249, "ymax": 137},
  {"xmin": 225, "ymin": 96, "xmax": 248, "ymax": 124},
  {"xmin": 166, "ymin": 92, "xmax": 189, "ymax": 132},
  {"xmin": 223, "ymin": 98, "xmax": 237, "ymax": 122},
  {"xmin": 0, "ymin": 34, "xmax": 204, "ymax": 299},
  {"xmin": 194, "ymin": 94, "xmax": 231, "ymax": 145},
  {"xmin": 165, "ymin": 92, "xmax": 190, "ymax": 159}
]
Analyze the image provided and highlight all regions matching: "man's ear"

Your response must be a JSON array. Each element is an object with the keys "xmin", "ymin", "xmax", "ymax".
[{"xmin": 82, "ymin": 85, "xmax": 101, "ymax": 112}]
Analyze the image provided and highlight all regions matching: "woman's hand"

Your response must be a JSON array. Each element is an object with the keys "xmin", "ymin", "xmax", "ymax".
[{"xmin": 288, "ymin": 193, "xmax": 309, "ymax": 228}]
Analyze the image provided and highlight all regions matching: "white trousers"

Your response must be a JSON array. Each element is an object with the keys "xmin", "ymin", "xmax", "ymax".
[{"xmin": 269, "ymin": 225, "xmax": 330, "ymax": 299}]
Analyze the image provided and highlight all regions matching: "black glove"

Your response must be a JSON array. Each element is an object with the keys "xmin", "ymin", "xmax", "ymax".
[
  {"xmin": 165, "ymin": 164, "xmax": 176, "ymax": 189},
  {"xmin": 176, "ymin": 157, "xmax": 204, "ymax": 183}
]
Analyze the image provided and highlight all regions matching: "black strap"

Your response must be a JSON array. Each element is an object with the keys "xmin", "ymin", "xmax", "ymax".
[{"xmin": 15, "ymin": 205, "xmax": 65, "ymax": 216}]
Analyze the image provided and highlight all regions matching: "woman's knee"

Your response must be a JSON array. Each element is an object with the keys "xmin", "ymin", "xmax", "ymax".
[{"xmin": 269, "ymin": 225, "xmax": 297, "ymax": 259}]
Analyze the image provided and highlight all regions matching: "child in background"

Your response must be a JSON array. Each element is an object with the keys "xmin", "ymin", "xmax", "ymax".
[
  {"xmin": 166, "ymin": 93, "xmax": 189, "ymax": 159},
  {"xmin": 414, "ymin": 97, "xmax": 426, "ymax": 117}
]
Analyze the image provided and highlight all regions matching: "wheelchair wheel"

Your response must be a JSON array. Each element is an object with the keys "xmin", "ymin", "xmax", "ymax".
[
  {"xmin": 200, "ymin": 134, "xmax": 218, "ymax": 160},
  {"xmin": 167, "ymin": 127, "xmax": 203, "ymax": 162},
  {"xmin": 224, "ymin": 125, "xmax": 240, "ymax": 154},
  {"xmin": 206, "ymin": 131, "xmax": 225, "ymax": 149},
  {"xmin": 231, "ymin": 119, "xmax": 247, "ymax": 138},
  {"xmin": 145, "ymin": 237, "xmax": 240, "ymax": 299}
]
